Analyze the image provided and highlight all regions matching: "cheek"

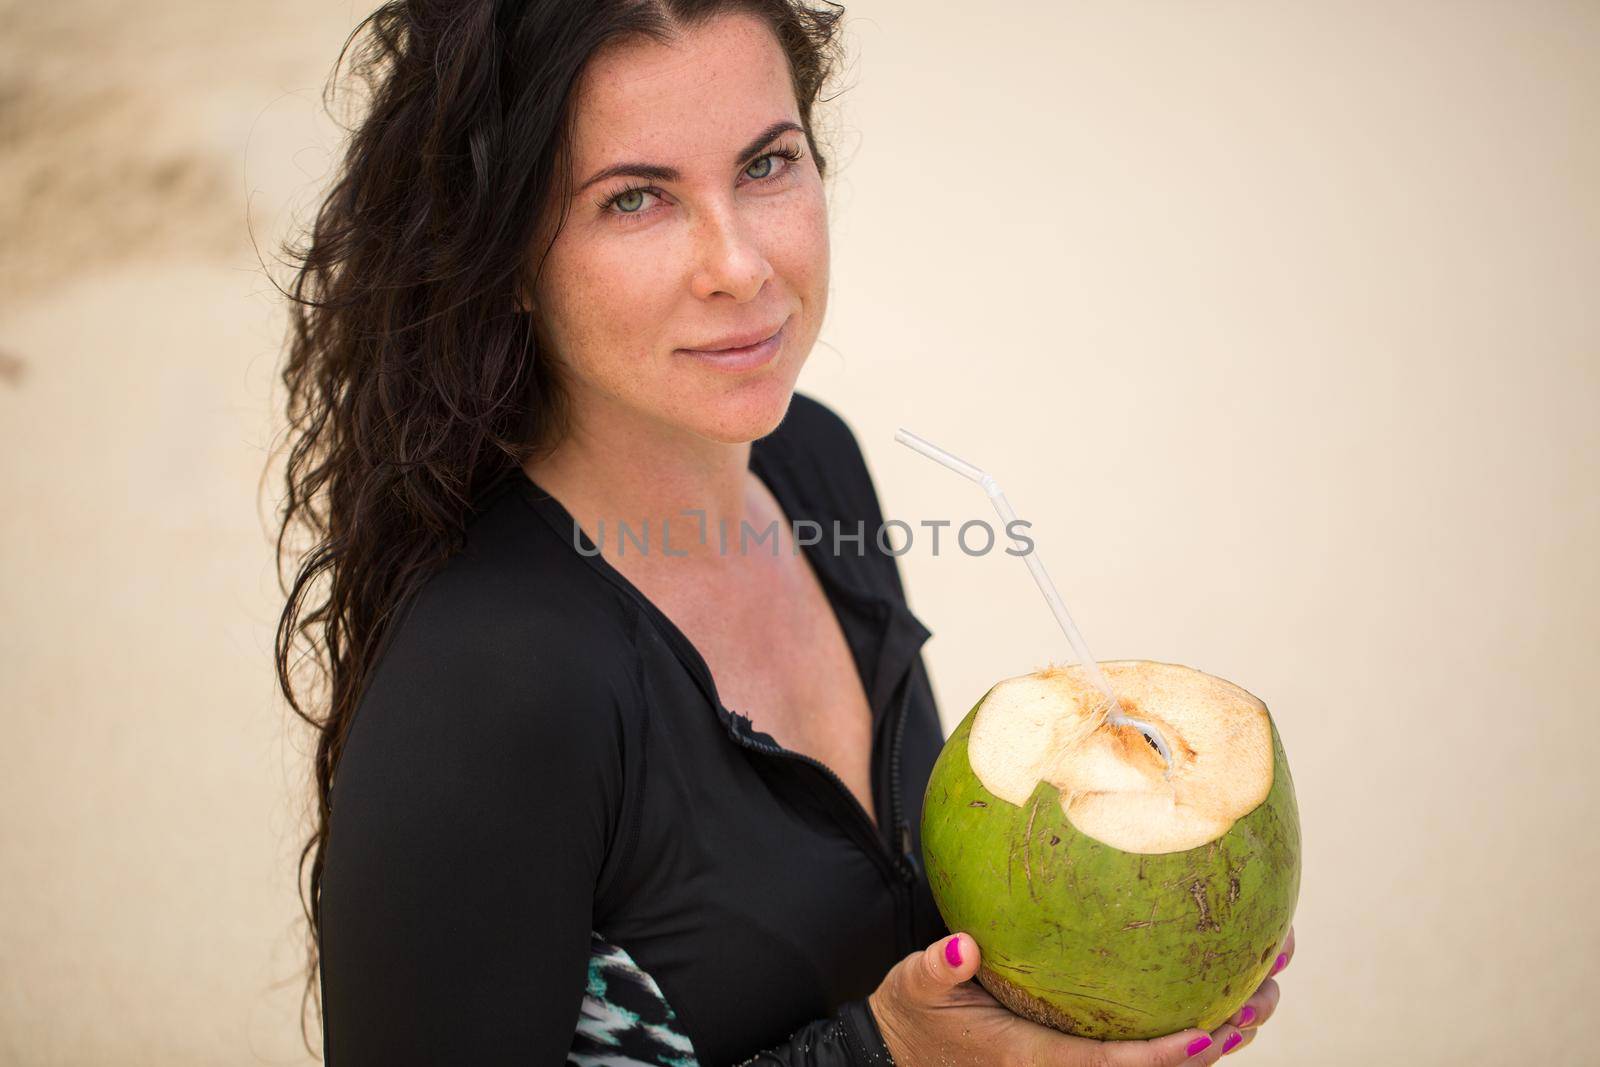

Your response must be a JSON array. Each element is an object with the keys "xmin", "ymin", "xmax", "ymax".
[
  {"xmin": 769, "ymin": 184, "xmax": 831, "ymax": 348},
  {"xmin": 539, "ymin": 245, "xmax": 678, "ymax": 390},
  {"xmin": 777, "ymin": 184, "xmax": 830, "ymax": 295}
]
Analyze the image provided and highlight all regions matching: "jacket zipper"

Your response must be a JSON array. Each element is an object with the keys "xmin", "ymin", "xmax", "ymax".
[
  {"xmin": 885, "ymin": 677, "xmax": 918, "ymax": 956},
  {"xmin": 519, "ymin": 462, "xmax": 928, "ymax": 947},
  {"xmin": 888, "ymin": 677, "xmax": 919, "ymax": 882},
  {"xmin": 724, "ymin": 671, "xmax": 921, "ymax": 953}
]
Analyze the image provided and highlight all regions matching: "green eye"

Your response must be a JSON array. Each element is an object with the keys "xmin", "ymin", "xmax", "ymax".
[{"xmin": 599, "ymin": 143, "xmax": 805, "ymax": 222}]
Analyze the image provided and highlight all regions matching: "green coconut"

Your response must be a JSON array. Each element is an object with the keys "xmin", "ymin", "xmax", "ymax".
[{"xmin": 921, "ymin": 660, "xmax": 1300, "ymax": 1040}]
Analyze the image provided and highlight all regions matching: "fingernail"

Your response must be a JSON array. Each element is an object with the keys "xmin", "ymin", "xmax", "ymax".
[
  {"xmin": 1271, "ymin": 952, "xmax": 1288, "ymax": 975},
  {"xmin": 1237, "ymin": 1006, "xmax": 1256, "ymax": 1026},
  {"xmin": 944, "ymin": 934, "xmax": 962, "ymax": 968},
  {"xmin": 1186, "ymin": 1035, "xmax": 1213, "ymax": 1056},
  {"xmin": 1222, "ymin": 1032, "xmax": 1242, "ymax": 1053}
]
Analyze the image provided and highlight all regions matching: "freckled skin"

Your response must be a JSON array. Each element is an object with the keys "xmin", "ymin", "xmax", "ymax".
[
  {"xmin": 524, "ymin": 11, "xmax": 830, "ymax": 448},
  {"xmin": 921, "ymin": 688, "xmax": 1301, "ymax": 1040}
]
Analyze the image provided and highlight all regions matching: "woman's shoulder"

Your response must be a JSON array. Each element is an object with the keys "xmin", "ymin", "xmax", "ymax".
[
  {"xmin": 756, "ymin": 390, "xmax": 885, "ymax": 520},
  {"xmin": 341, "ymin": 482, "xmax": 642, "ymax": 774}
]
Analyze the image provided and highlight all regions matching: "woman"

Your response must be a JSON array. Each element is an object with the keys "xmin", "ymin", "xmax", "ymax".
[{"xmin": 274, "ymin": 1, "xmax": 1293, "ymax": 1063}]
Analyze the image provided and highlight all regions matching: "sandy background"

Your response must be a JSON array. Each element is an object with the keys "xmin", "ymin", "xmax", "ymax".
[{"xmin": 2, "ymin": 1, "xmax": 1596, "ymax": 1064}]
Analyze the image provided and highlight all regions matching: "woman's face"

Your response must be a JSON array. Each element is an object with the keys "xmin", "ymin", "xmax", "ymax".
[{"xmin": 527, "ymin": 12, "xmax": 830, "ymax": 447}]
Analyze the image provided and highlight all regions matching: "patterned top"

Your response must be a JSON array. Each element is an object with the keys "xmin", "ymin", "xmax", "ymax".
[{"xmin": 569, "ymin": 930, "xmax": 698, "ymax": 1066}]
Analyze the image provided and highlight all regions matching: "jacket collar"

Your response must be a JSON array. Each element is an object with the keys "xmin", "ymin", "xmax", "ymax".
[{"xmin": 508, "ymin": 450, "xmax": 932, "ymax": 733}]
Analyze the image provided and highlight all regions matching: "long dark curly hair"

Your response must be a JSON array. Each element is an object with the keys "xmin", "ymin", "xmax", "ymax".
[{"xmin": 270, "ymin": 0, "xmax": 847, "ymax": 1050}]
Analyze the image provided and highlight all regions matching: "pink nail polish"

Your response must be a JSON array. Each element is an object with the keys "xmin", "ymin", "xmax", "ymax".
[
  {"xmin": 1271, "ymin": 952, "xmax": 1288, "ymax": 975},
  {"xmin": 1237, "ymin": 1006, "xmax": 1256, "ymax": 1026},
  {"xmin": 1222, "ymin": 1032, "xmax": 1242, "ymax": 1053},
  {"xmin": 944, "ymin": 935, "xmax": 962, "ymax": 968},
  {"xmin": 1186, "ymin": 1035, "xmax": 1213, "ymax": 1056}
]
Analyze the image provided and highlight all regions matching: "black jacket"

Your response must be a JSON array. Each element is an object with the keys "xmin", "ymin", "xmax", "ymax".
[{"xmin": 318, "ymin": 393, "xmax": 951, "ymax": 1065}]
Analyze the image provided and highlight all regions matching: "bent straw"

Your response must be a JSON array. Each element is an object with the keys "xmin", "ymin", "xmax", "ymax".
[{"xmin": 894, "ymin": 428, "xmax": 1174, "ymax": 773}]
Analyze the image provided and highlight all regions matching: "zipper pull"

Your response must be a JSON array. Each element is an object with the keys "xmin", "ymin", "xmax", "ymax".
[{"xmin": 897, "ymin": 820, "xmax": 920, "ymax": 882}]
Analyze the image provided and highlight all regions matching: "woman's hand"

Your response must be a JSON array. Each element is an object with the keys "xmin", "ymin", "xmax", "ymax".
[
  {"xmin": 1208, "ymin": 924, "xmax": 1295, "ymax": 1058},
  {"xmin": 867, "ymin": 925, "xmax": 1295, "ymax": 1065}
]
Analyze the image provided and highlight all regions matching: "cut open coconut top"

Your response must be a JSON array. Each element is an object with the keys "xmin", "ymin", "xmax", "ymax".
[{"xmin": 966, "ymin": 661, "xmax": 1274, "ymax": 854}]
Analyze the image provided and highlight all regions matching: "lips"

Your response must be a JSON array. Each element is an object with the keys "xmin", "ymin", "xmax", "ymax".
[
  {"xmin": 675, "ymin": 318, "xmax": 786, "ymax": 373},
  {"xmin": 680, "ymin": 320, "xmax": 786, "ymax": 353}
]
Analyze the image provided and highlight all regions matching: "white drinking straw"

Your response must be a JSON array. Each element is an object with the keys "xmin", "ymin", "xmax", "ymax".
[{"xmin": 895, "ymin": 428, "xmax": 1174, "ymax": 773}]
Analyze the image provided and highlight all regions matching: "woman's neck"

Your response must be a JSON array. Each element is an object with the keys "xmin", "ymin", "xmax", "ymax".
[{"xmin": 523, "ymin": 393, "xmax": 761, "ymax": 565}]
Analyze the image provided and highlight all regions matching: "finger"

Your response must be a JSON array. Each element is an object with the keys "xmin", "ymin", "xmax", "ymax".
[
  {"xmin": 1074, "ymin": 1027, "xmax": 1223, "ymax": 1067},
  {"xmin": 1269, "ymin": 926, "xmax": 1295, "ymax": 977},
  {"xmin": 911, "ymin": 932, "xmax": 981, "ymax": 999},
  {"xmin": 1202, "ymin": 1025, "xmax": 1246, "ymax": 1061},
  {"xmin": 1221, "ymin": 1026, "xmax": 1257, "ymax": 1057},
  {"xmin": 1227, "ymin": 977, "xmax": 1280, "ymax": 1029}
]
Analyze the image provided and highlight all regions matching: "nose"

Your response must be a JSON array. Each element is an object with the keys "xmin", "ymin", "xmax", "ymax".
[{"xmin": 688, "ymin": 202, "xmax": 773, "ymax": 303}]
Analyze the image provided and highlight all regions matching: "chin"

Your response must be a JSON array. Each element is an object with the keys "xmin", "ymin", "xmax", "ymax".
[{"xmin": 676, "ymin": 373, "xmax": 799, "ymax": 445}]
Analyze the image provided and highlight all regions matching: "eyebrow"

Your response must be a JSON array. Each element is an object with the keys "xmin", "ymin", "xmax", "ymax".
[{"xmin": 575, "ymin": 120, "xmax": 804, "ymax": 194}]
